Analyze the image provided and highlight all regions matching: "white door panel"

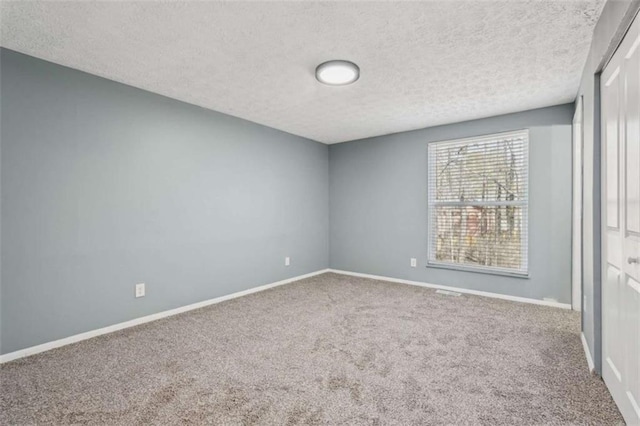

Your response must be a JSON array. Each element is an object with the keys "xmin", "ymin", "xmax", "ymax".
[
  {"xmin": 602, "ymin": 11, "xmax": 640, "ymax": 426},
  {"xmin": 605, "ymin": 66, "xmax": 620, "ymax": 230},
  {"xmin": 626, "ymin": 41, "xmax": 640, "ymax": 238},
  {"xmin": 605, "ymin": 265, "xmax": 623, "ymax": 383},
  {"xmin": 626, "ymin": 276, "xmax": 640, "ymax": 420},
  {"xmin": 609, "ymin": 233, "xmax": 624, "ymax": 265}
]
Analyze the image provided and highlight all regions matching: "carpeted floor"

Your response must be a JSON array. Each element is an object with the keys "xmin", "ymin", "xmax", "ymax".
[{"xmin": 0, "ymin": 273, "xmax": 623, "ymax": 425}]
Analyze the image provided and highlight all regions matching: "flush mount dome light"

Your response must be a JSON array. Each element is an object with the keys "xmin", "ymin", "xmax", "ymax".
[{"xmin": 315, "ymin": 60, "xmax": 360, "ymax": 86}]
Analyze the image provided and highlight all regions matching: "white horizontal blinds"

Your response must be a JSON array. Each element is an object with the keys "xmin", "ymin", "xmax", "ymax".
[{"xmin": 428, "ymin": 130, "xmax": 529, "ymax": 275}]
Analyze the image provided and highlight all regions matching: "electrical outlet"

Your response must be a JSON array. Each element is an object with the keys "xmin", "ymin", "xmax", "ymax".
[
  {"xmin": 410, "ymin": 258, "xmax": 417, "ymax": 267},
  {"xmin": 285, "ymin": 257, "xmax": 290, "ymax": 266},
  {"xmin": 135, "ymin": 283, "xmax": 145, "ymax": 298}
]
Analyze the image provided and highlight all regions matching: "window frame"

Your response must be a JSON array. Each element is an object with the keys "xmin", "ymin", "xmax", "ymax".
[{"xmin": 426, "ymin": 129, "xmax": 530, "ymax": 278}]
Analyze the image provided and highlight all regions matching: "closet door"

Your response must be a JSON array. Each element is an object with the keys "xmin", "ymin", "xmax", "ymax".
[{"xmin": 601, "ymin": 11, "xmax": 640, "ymax": 425}]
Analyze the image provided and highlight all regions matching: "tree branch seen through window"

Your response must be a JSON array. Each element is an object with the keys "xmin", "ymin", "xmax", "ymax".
[{"xmin": 427, "ymin": 130, "xmax": 529, "ymax": 275}]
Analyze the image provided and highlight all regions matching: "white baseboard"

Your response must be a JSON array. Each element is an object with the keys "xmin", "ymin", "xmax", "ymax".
[
  {"xmin": 0, "ymin": 269, "xmax": 329, "ymax": 364},
  {"xmin": 328, "ymin": 269, "xmax": 572, "ymax": 310},
  {"xmin": 581, "ymin": 332, "xmax": 596, "ymax": 373},
  {"xmin": 1, "ymin": 268, "xmax": 571, "ymax": 364}
]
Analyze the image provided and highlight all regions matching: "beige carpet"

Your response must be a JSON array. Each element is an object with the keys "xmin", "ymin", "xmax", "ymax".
[{"xmin": 0, "ymin": 273, "xmax": 623, "ymax": 425}]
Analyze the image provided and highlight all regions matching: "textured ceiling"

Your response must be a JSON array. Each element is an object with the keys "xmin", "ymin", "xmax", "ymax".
[{"xmin": 1, "ymin": 1, "xmax": 604, "ymax": 144}]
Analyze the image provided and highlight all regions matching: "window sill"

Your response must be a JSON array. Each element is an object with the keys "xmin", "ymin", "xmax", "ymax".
[{"xmin": 426, "ymin": 261, "xmax": 530, "ymax": 279}]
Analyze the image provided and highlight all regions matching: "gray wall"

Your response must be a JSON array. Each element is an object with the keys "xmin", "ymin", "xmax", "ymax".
[
  {"xmin": 0, "ymin": 49, "xmax": 329, "ymax": 355},
  {"xmin": 576, "ymin": 0, "xmax": 640, "ymax": 373},
  {"xmin": 330, "ymin": 104, "xmax": 573, "ymax": 303}
]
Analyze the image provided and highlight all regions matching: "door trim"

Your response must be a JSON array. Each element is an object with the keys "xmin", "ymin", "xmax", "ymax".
[{"xmin": 572, "ymin": 96, "xmax": 584, "ymax": 311}]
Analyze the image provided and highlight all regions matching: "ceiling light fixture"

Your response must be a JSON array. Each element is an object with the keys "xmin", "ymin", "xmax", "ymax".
[{"xmin": 315, "ymin": 60, "xmax": 360, "ymax": 86}]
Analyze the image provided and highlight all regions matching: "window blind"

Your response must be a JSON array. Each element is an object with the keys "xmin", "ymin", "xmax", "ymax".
[{"xmin": 427, "ymin": 130, "xmax": 529, "ymax": 276}]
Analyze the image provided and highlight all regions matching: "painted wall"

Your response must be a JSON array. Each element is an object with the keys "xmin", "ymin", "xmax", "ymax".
[
  {"xmin": 576, "ymin": 0, "xmax": 640, "ymax": 373},
  {"xmin": 329, "ymin": 105, "xmax": 573, "ymax": 303},
  {"xmin": 0, "ymin": 49, "xmax": 329, "ymax": 355}
]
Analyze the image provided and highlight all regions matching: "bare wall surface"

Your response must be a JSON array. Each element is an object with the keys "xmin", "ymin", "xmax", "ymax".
[
  {"xmin": 0, "ymin": 49, "xmax": 329, "ymax": 355},
  {"xmin": 576, "ymin": 0, "xmax": 640, "ymax": 373},
  {"xmin": 329, "ymin": 105, "xmax": 573, "ymax": 303}
]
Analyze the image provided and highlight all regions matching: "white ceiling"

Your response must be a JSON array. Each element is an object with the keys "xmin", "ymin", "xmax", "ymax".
[{"xmin": 1, "ymin": 0, "xmax": 604, "ymax": 144}]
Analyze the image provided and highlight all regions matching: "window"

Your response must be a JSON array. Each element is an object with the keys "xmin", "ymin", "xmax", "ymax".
[{"xmin": 427, "ymin": 130, "xmax": 529, "ymax": 276}]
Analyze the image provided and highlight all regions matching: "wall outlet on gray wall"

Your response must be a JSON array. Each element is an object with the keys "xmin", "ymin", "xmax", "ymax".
[
  {"xmin": 135, "ymin": 283, "xmax": 146, "ymax": 298},
  {"xmin": 285, "ymin": 257, "xmax": 290, "ymax": 266},
  {"xmin": 410, "ymin": 258, "xmax": 417, "ymax": 267}
]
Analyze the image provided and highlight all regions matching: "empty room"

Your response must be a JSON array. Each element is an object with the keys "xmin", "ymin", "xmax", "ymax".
[{"xmin": 1, "ymin": 0, "xmax": 639, "ymax": 424}]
